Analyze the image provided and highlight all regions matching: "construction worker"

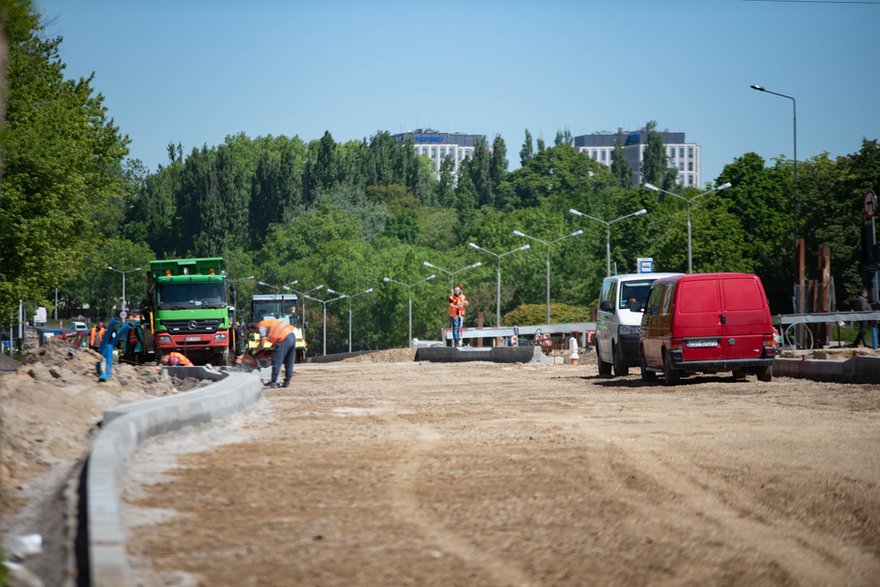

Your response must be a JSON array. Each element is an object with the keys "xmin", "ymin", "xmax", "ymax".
[
  {"xmin": 89, "ymin": 321, "xmax": 106, "ymax": 351},
  {"xmin": 448, "ymin": 284, "xmax": 469, "ymax": 347},
  {"xmin": 250, "ymin": 317, "xmax": 297, "ymax": 388},
  {"xmin": 160, "ymin": 352, "xmax": 194, "ymax": 367}
]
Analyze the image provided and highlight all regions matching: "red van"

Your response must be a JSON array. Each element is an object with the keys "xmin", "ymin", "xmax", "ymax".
[{"xmin": 639, "ymin": 273, "xmax": 777, "ymax": 385}]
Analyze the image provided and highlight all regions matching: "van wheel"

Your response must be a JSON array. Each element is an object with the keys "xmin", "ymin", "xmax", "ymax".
[
  {"xmin": 612, "ymin": 343, "xmax": 629, "ymax": 377},
  {"xmin": 640, "ymin": 352, "xmax": 656, "ymax": 382},
  {"xmin": 597, "ymin": 343, "xmax": 612, "ymax": 376},
  {"xmin": 757, "ymin": 365, "xmax": 773, "ymax": 382},
  {"xmin": 663, "ymin": 352, "xmax": 680, "ymax": 386}
]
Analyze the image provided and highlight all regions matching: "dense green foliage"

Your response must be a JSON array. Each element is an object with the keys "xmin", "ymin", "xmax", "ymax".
[{"xmin": 2, "ymin": 3, "xmax": 879, "ymax": 355}]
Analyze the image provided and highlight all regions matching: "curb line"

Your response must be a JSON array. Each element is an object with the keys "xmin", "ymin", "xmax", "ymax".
[{"xmin": 86, "ymin": 367, "xmax": 262, "ymax": 586}]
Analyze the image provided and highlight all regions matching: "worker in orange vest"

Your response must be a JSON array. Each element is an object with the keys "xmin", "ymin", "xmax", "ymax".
[
  {"xmin": 89, "ymin": 321, "xmax": 106, "ymax": 350},
  {"xmin": 250, "ymin": 318, "xmax": 297, "ymax": 388},
  {"xmin": 448, "ymin": 284, "xmax": 468, "ymax": 347},
  {"xmin": 160, "ymin": 352, "xmax": 194, "ymax": 367}
]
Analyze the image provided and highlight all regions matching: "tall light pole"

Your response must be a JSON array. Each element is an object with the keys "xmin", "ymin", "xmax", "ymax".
[
  {"xmin": 107, "ymin": 266, "xmax": 142, "ymax": 317},
  {"xmin": 304, "ymin": 292, "xmax": 345, "ymax": 356},
  {"xmin": 468, "ymin": 242, "xmax": 530, "ymax": 326},
  {"xmin": 286, "ymin": 284, "xmax": 323, "ymax": 338},
  {"xmin": 327, "ymin": 287, "xmax": 374, "ymax": 353},
  {"xmin": 567, "ymin": 209, "xmax": 647, "ymax": 276},
  {"xmin": 512, "ymin": 229, "xmax": 584, "ymax": 323},
  {"xmin": 751, "ymin": 84, "xmax": 797, "ymax": 242},
  {"xmin": 643, "ymin": 183, "xmax": 731, "ymax": 273},
  {"xmin": 422, "ymin": 260, "xmax": 482, "ymax": 293},
  {"xmin": 383, "ymin": 274, "xmax": 436, "ymax": 346}
]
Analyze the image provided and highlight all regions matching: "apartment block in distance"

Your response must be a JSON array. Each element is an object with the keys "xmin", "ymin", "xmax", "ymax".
[
  {"xmin": 393, "ymin": 128, "xmax": 484, "ymax": 177},
  {"xmin": 574, "ymin": 129, "xmax": 701, "ymax": 187}
]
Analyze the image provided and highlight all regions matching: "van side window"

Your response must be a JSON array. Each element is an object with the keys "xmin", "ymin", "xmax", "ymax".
[
  {"xmin": 661, "ymin": 284, "xmax": 674, "ymax": 315},
  {"xmin": 600, "ymin": 279, "xmax": 613, "ymax": 304},
  {"xmin": 645, "ymin": 286, "xmax": 663, "ymax": 315}
]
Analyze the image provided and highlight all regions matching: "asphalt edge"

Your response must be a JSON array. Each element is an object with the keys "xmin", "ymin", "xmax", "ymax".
[{"xmin": 86, "ymin": 367, "xmax": 263, "ymax": 586}]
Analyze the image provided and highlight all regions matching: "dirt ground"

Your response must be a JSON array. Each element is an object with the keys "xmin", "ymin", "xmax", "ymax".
[
  {"xmin": 120, "ymin": 350, "xmax": 880, "ymax": 587},
  {"xmin": 0, "ymin": 339, "xmax": 208, "ymax": 585}
]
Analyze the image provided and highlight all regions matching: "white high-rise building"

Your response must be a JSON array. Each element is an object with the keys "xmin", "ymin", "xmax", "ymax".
[
  {"xmin": 393, "ymin": 129, "xmax": 484, "ymax": 177},
  {"xmin": 574, "ymin": 130, "xmax": 701, "ymax": 187}
]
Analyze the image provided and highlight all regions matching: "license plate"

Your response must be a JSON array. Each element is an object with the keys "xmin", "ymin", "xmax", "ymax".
[
  {"xmin": 185, "ymin": 336, "xmax": 202, "ymax": 342},
  {"xmin": 686, "ymin": 338, "xmax": 718, "ymax": 348}
]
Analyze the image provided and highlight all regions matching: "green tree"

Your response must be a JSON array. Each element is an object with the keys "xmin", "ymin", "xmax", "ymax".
[
  {"xmin": 0, "ymin": 3, "xmax": 130, "ymax": 319},
  {"xmin": 610, "ymin": 129, "xmax": 633, "ymax": 188},
  {"xmin": 640, "ymin": 121, "xmax": 676, "ymax": 189},
  {"xmin": 520, "ymin": 129, "xmax": 534, "ymax": 166},
  {"xmin": 490, "ymin": 134, "xmax": 508, "ymax": 196}
]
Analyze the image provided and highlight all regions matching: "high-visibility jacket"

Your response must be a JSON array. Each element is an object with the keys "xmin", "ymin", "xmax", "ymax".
[
  {"xmin": 90, "ymin": 326, "xmax": 105, "ymax": 348},
  {"xmin": 167, "ymin": 352, "xmax": 193, "ymax": 367},
  {"xmin": 448, "ymin": 293, "xmax": 467, "ymax": 318},
  {"xmin": 259, "ymin": 318, "xmax": 296, "ymax": 344}
]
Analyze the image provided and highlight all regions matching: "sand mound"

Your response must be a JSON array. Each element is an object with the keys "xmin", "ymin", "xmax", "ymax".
[{"xmin": 341, "ymin": 348, "xmax": 417, "ymax": 363}]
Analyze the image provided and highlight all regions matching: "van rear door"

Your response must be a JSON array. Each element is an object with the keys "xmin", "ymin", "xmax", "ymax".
[
  {"xmin": 719, "ymin": 276, "xmax": 769, "ymax": 360},
  {"xmin": 676, "ymin": 277, "xmax": 723, "ymax": 362}
]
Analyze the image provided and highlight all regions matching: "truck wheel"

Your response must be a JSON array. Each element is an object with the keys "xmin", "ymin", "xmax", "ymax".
[
  {"xmin": 640, "ymin": 351, "xmax": 656, "ymax": 382},
  {"xmin": 597, "ymin": 342, "xmax": 612, "ymax": 376},
  {"xmin": 757, "ymin": 365, "xmax": 773, "ymax": 382},
  {"xmin": 612, "ymin": 343, "xmax": 629, "ymax": 377},
  {"xmin": 663, "ymin": 352, "xmax": 680, "ymax": 386}
]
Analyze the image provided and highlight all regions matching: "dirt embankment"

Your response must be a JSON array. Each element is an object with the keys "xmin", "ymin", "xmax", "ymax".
[{"xmin": 0, "ymin": 338, "xmax": 207, "ymax": 585}]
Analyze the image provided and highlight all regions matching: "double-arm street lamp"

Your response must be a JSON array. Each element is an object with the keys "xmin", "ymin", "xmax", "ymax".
[
  {"xmin": 468, "ymin": 242, "xmax": 530, "ymax": 326},
  {"xmin": 382, "ymin": 274, "xmax": 436, "ymax": 346},
  {"xmin": 567, "ymin": 209, "xmax": 647, "ymax": 277},
  {"xmin": 512, "ymin": 228, "xmax": 584, "ymax": 324},
  {"xmin": 326, "ymin": 287, "xmax": 375, "ymax": 353},
  {"xmin": 107, "ymin": 265, "xmax": 142, "ymax": 317},
  {"xmin": 643, "ymin": 182, "xmax": 731, "ymax": 273},
  {"xmin": 422, "ymin": 260, "xmax": 482, "ymax": 294},
  {"xmin": 751, "ymin": 83, "xmax": 797, "ymax": 242},
  {"xmin": 285, "ymin": 284, "xmax": 324, "ymax": 337},
  {"xmin": 303, "ymin": 291, "xmax": 346, "ymax": 356}
]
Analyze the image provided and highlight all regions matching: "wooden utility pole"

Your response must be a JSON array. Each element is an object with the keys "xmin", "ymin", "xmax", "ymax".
[{"xmin": 818, "ymin": 246, "xmax": 831, "ymax": 346}]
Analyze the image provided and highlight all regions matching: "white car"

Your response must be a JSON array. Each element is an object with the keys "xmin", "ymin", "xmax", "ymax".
[{"xmin": 71, "ymin": 321, "xmax": 88, "ymax": 332}]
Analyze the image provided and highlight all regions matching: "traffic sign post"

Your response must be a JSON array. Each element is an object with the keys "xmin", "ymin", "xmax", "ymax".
[{"xmin": 864, "ymin": 189, "xmax": 877, "ymax": 218}]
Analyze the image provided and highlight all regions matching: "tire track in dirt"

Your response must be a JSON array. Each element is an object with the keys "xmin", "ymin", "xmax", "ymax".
[
  {"xmin": 388, "ymin": 424, "xmax": 535, "ymax": 587},
  {"xmin": 593, "ymin": 439, "xmax": 880, "ymax": 586}
]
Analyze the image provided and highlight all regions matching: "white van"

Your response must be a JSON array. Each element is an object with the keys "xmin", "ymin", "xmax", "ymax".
[{"xmin": 596, "ymin": 272, "xmax": 682, "ymax": 376}]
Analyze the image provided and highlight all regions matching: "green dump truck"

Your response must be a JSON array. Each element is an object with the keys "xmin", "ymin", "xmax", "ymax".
[{"xmin": 141, "ymin": 257, "xmax": 232, "ymax": 365}]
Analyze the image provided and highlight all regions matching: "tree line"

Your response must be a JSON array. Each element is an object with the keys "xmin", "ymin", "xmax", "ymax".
[{"xmin": 1, "ymin": 1, "xmax": 878, "ymax": 353}]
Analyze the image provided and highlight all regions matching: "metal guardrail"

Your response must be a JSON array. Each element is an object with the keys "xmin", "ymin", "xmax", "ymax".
[{"xmin": 773, "ymin": 311, "xmax": 880, "ymax": 326}]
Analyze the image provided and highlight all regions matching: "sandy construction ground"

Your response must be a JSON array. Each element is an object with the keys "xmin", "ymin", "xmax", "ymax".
[{"xmin": 122, "ymin": 354, "xmax": 880, "ymax": 587}]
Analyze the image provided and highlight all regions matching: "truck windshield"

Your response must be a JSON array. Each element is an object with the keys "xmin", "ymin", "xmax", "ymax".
[
  {"xmin": 157, "ymin": 282, "xmax": 227, "ymax": 309},
  {"xmin": 619, "ymin": 280, "xmax": 654, "ymax": 310},
  {"xmin": 252, "ymin": 301, "xmax": 301, "ymax": 327}
]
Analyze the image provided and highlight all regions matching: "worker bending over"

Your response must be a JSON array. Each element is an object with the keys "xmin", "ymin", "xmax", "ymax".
[
  {"xmin": 250, "ymin": 318, "xmax": 296, "ymax": 389},
  {"xmin": 160, "ymin": 352, "xmax": 194, "ymax": 367}
]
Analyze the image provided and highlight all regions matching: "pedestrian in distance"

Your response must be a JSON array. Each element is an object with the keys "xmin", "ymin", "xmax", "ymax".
[
  {"xmin": 250, "ymin": 318, "xmax": 297, "ymax": 388},
  {"xmin": 448, "ymin": 284, "xmax": 469, "ymax": 347},
  {"xmin": 568, "ymin": 331, "xmax": 580, "ymax": 365},
  {"xmin": 851, "ymin": 289, "xmax": 872, "ymax": 347},
  {"xmin": 89, "ymin": 321, "xmax": 105, "ymax": 351}
]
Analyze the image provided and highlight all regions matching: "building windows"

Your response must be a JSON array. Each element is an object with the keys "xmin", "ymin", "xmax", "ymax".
[
  {"xmin": 440, "ymin": 147, "xmax": 446, "ymax": 157},
  {"xmin": 600, "ymin": 150, "xmax": 606, "ymax": 162},
  {"xmin": 679, "ymin": 147, "xmax": 685, "ymax": 158},
  {"xmin": 688, "ymin": 147, "xmax": 693, "ymax": 158}
]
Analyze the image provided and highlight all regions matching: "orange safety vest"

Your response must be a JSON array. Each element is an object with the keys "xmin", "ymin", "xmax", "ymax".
[
  {"xmin": 167, "ymin": 352, "xmax": 193, "ymax": 367},
  {"xmin": 448, "ymin": 293, "xmax": 466, "ymax": 318},
  {"xmin": 259, "ymin": 318, "xmax": 296, "ymax": 344},
  {"xmin": 90, "ymin": 327, "xmax": 105, "ymax": 348}
]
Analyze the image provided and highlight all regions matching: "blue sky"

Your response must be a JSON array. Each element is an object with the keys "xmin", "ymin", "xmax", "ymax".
[{"xmin": 36, "ymin": 0, "xmax": 879, "ymax": 184}]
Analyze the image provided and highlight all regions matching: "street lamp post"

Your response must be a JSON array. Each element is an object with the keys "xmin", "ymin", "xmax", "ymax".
[
  {"xmin": 468, "ymin": 243, "xmax": 530, "ymax": 326},
  {"xmin": 382, "ymin": 274, "xmax": 436, "ymax": 346},
  {"xmin": 643, "ymin": 183, "xmax": 731, "ymax": 273},
  {"xmin": 512, "ymin": 229, "xmax": 584, "ymax": 323},
  {"xmin": 422, "ymin": 260, "xmax": 482, "ymax": 293},
  {"xmin": 303, "ymin": 292, "xmax": 345, "ymax": 356},
  {"xmin": 286, "ymin": 284, "xmax": 324, "ymax": 338},
  {"xmin": 107, "ymin": 265, "xmax": 142, "ymax": 317},
  {"xmin": 326, "ymin": 287, "xmax": 374, "ymax": 353},
  {"xmin": 567, "ymin": 209, "xmax": 647, "ymax": 277},
  {"xmin": 751, "ymin": 84, "xmax": 797, "ymax": 242}
]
